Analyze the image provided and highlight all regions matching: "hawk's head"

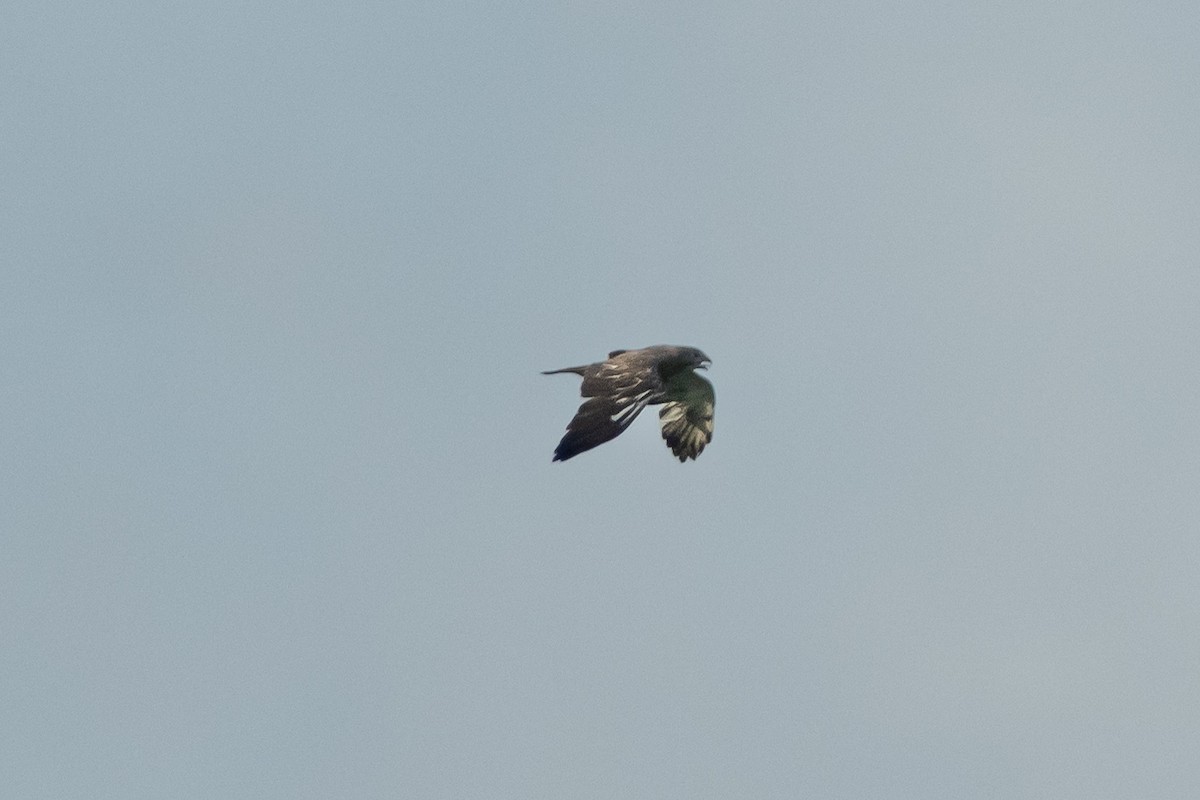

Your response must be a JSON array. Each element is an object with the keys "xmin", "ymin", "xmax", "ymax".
[
  {"xmin": 686, "ymin": 347, "xmax": 712, "ymax": 370},
  {"xmin": 658, "ymin": 346, "xmax": 711, "ymax": 372}
]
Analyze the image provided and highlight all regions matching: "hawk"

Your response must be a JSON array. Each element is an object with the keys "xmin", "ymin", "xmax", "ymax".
[{"xmin": 543, "ymin": 345, "xmax": 715, "ymax": 462}]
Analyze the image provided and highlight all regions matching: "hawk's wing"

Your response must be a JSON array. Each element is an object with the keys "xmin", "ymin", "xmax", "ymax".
[
  {"xmin": 658, "ymin": 371, "xmax": 714, "ymax": 461},
  {"xmin": 550, "ymin": 355, "xmax": 663, "ymax": 461}
]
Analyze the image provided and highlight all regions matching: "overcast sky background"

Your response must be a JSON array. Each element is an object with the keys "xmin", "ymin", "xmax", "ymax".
[{"xmin": 4, "ymin": 3, "xmax": 1200, "ymax": 798}]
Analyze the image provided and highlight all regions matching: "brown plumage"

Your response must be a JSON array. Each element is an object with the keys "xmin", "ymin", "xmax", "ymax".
[{"xmin": 543, "ymin": 345, "xmax": 714, "ymax": 462}]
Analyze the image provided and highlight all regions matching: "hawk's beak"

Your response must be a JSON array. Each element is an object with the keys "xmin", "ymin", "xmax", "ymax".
[{"xmin": 698, "ymin": 360, "xmax": 711, "ymax": 370}]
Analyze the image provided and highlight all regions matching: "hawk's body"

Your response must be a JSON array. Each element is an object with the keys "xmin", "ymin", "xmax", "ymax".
[{"xmin": 543, "ymin": 345, "xmax": 714, "ymax": 462}]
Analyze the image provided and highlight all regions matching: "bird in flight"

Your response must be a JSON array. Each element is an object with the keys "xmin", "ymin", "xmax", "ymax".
[{"xmin": 543, "ymin": 345, "xmax": 714, "ymax": 462}]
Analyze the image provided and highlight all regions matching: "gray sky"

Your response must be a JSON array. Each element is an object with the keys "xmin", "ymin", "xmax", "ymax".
[{"xmin": 4, "ymin": 3, "xmax": 1199, "ymax": 798}]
